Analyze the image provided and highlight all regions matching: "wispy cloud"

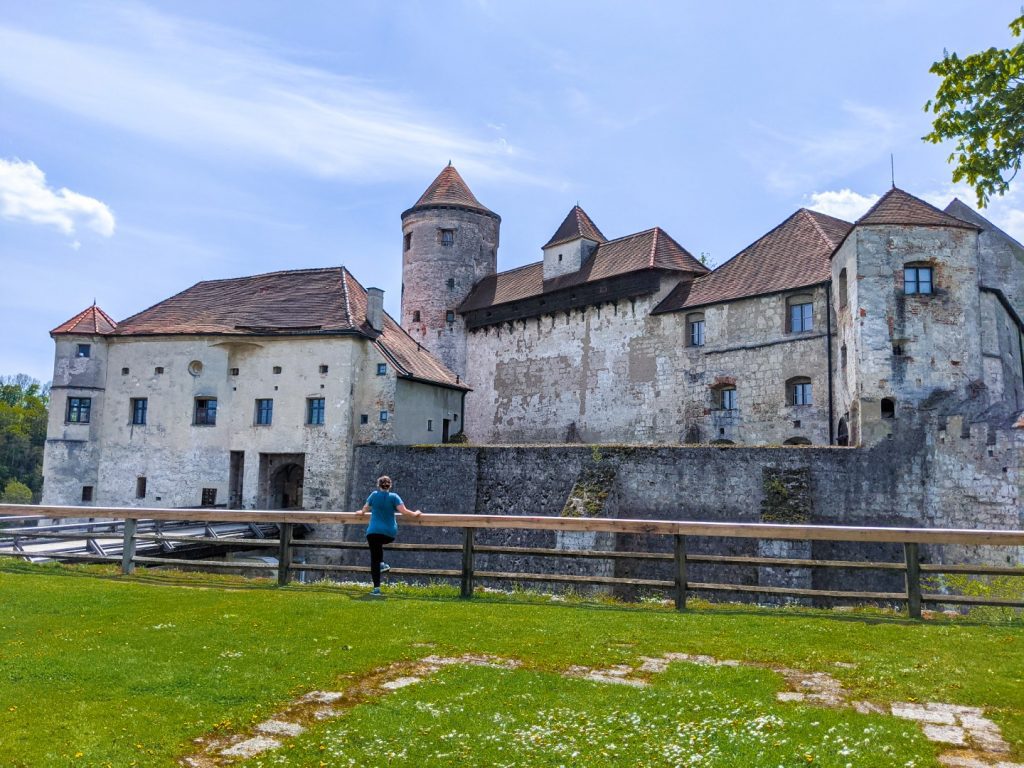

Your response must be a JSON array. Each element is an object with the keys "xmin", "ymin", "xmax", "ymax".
[
  {"xmin": 749, "ymin": 102, "xmax": 901, "ymax": 193},
  {"xmin": 0, "ymin": 4, "xmax": 529, "ymax": 184},
  {"xmin": 0, "ymin": 158, "xmax": 115, "ymax": 237},
  {"xmin": 804, "ymin": 189, "xmax": 880, "ymax": 221}
]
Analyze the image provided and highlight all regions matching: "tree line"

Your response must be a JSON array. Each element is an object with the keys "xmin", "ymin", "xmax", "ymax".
[{"xmin": 0, "ymin": 375, "xmax": 48, "ymax": 504}]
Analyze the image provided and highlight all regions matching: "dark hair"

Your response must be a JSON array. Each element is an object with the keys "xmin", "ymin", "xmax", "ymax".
[{"xmin": 377, "ymin": 475, "xmax": 392, "ymax": 491}]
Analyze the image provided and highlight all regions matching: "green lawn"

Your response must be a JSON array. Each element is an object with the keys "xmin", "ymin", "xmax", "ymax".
[{"xmin": 0, "ymin": 559, "xmax": 1021, "ymax": 767}]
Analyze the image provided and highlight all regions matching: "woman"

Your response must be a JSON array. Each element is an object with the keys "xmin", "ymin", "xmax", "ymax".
[{"xmin": 356, "ymin": 475, "xmax": 422, "ymax": 595}]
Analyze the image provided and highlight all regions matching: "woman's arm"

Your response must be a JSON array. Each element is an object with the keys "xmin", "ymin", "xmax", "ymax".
[
  {"xmin": 396, "ymin": 503, "xmax": 422, "ymax": 517},
  {"xmin": 356, "ymin": 503, "xmax": 370, "ymax": 516}
]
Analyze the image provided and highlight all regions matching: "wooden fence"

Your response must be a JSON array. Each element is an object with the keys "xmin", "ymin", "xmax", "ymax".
[{"xmin": 1, "ymin": 504, "xmax": 1022, "ymax": 619}]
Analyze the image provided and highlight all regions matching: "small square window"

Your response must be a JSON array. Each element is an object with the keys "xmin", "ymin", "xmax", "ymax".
[
  {"xmin": 904, "ymin": 266, "xmax": 933, "ymax": 295},
  {"xmin": 230, "ymin": 367, "xmax": 240, "ymax": 376},
  {"xmin": 379, "ymin": 410, "xmax": 389, "ymax": 423},
  {"xmin": 201, "ymin": 488, "xmax": 217, "ymax": 507},
  {"xmin": 154, "ymin": 366, "xmax": 164, "ymax": 375},
  {"xmin": 66, "ymin": 397, "xmax": 92, "ymax": 424},
  {"xmin": 307, "ymin": 397, "xmax": 325, "ymax": 425},
  {"xmin": 121, "ymin": 367, "xmax": 129, "ymax": 376},
  {"xmin": 272, "ymin": 366, "xmax": 282, "ymax": 374},
  {"xmin": 440, "ymin": 228, "xmax": 454, "ymax": 247},
  {"xmin": 136, "ymin": 476, "xmax": 147, "ymax": 499},
  {"xmin": 319, "ymin": 364, "xmax": 329, "ymax": 374},
  {"xmin": 81, "ymin": 485, "xmax": 93, "ymax": 502},
  {"xmin": 76, "ymin": 344, "xmax": 90, "ymax": 358},
  {"xmin": 377, "ymin": 363, "xmax": 387, "ymax": 376},
  {"xmin": 255, "ymin": 398, "xmax": 273, "ymax": 426},
  {"xmin": 130, "ymin": 397, "xmax": 147, "ymax": 425},
  {"xmin": 360, "ymin": 414, "xmax": 369, "ymax": 425},
  {"xmin": 194, "ymin": 397, "xmax": 217, "ymax": 426}
]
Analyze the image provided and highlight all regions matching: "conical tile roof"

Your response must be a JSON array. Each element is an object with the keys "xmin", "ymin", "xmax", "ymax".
[
  {"xmin": 51, "ymin": 304, "xmax": 117, "ymax": 335},
  {"xmin": 857, "ymin": 188, "xmax": 977, "ymax": 229},
  {"xmin": 405, "ymin": 164, "xmax": 496, "ymax": 217},
  {"xmin": 543, "ymin": 205, "xmax": 607, "ymax": 248}
]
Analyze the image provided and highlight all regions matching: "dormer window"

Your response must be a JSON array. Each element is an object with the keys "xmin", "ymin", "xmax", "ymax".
[
  {"xmin": 439, "ymin": 228, "xmax": 455, "ymax": 247},
  {"xmin": 904, "ymin": 265, "xmax": 933, "ymax": 295}
]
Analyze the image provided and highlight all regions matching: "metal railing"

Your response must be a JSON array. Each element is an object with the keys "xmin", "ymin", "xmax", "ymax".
[{"xmin": 1, "ymin": 504, "xmax": 1022, "ymax": 619}]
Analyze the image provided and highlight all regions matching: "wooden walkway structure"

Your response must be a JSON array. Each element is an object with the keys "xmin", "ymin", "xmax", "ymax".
[{"xmin": 1, "ymin": 504, "xmax": 1022, "ymax": 619}]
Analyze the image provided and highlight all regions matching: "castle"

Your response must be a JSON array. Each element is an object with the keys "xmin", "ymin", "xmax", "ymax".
[{"xmin": 41, "ymin": 165, "xmax": 1023, "ymax": 523}]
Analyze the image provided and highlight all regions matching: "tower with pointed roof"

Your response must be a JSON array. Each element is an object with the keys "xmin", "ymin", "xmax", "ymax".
[
  {"xmin": 401, "ymin": 164, "xmax": 500, "ymax": 381},
  {"xmin": 542, "ymin": 205, "xmax": 607, "ymax": 280}
]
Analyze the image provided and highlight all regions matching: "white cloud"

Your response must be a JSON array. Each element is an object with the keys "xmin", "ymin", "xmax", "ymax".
[
  {"xmin": 0, "ymin": 6, "xmax": 533, "ymax": 184},
  {"xmin": 804, "ymin": 189, "xmax": 880, "ymax": 221},
  {"xmin": 0, "ymin": 158, "xmax": 115, "ymax": 237}
]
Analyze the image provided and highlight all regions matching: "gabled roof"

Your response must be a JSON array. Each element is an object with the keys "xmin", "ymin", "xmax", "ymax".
[
  {"xmin": 543, "ymin": 205, "xmax": 607, "ymax": 248},
  {"xmin": 857, "ymin": 187, "xmax": 978, "ymax": 229},
  {"xmin": 944, "ymin": 198, "xmax": 1024, "ymax": 249},
  {"xmin": 404, "ymin": 164, "xmax": 496, "ymax": 218},
  {"xmin": 112, "ymin": 267, "xmax": 466, "ymax": 390},
  {"xmin": 460, "ymin": 226, "xmax": 707, "ymax": 313},
  {"xmin": 653, "ymin": 208, "xmax": 852, "ymax": 314},
  {"xmin": 51, "ymin": 304, "xmax": 117, "ymax": 336}
]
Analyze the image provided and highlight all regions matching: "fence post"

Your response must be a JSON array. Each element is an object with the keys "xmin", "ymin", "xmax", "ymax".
[
  {"xmin": 278, "ymin": 523, "xmax": 293, "ymax": 587},
  {"xmin": 904, "ymin": 542, "xmax": 922, "ymax": 620},
  {"xmin": 461, "ymin": 527, "xmax": 475, "ymax": 599},
  {"xmin": 674, "ymin": 534, "xmax": 688, "ymax": 611},
  {"xmin": 121, "ymin": 518, "xmax": 137, "ymax": 575}
]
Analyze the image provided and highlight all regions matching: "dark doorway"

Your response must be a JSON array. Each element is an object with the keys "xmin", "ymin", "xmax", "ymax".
[
  {"xmin": 442, "ymin": 418, "xmax": 450, "ymax": 443},
  {"xmin": 229, "ymin": 451, "xmax": 244, "ymax": 508},
  {"xmin": 257, "ymin": 453, "xmax": 305, "ymax": 509},
  {"xmin": 837, "ymin": 417, "xmax": 849, "ymax": 447}
]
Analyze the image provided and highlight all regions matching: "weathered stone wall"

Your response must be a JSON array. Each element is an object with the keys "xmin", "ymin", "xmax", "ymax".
[{"xmin": 464, "ymin": 283, "xmax": 832, "ymax": 446}]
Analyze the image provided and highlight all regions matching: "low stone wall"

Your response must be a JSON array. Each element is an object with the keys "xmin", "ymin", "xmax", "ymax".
[{"xmin": 307, "ymin": 424, "xmax": 1021, "ymax": 602}]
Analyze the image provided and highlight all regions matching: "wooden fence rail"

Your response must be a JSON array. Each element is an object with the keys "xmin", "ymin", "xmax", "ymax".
[{"xmin": 1, "ymin": 504, "xmax": 1022, "ymax": 619}]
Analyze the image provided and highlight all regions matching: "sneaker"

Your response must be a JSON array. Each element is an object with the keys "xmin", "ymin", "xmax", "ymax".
[
  {"xmin": 370, "ymin": 587, "xmax": 382, "ymax": 596},
  {"xmin": 379, "ymin": 562, "xmax": 391, "ymax": 573}
]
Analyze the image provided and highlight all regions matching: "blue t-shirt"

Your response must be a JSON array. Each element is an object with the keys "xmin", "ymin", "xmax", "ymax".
[{"xmin": 365, "ymin": 491, "xmax": 403, "ymax": 538}]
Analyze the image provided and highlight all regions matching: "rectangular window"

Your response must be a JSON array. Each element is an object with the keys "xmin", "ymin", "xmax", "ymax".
[
  {"xmin": 154, "ymin": 366, "xmax": 164, "ymax": 375},
  {"xmin": 272, "ymin": 366, "xmax": 282, "ymax": 374},
  {"xmin": 255, "ymin": 398, "xmax": 273, "ymax": 425},
  {"xmin": 427, "ymin": 419, "xmax": 433, "ymax": 431},
  {"xmin": 136, "ymin": 476, "xmax": 147, "ymax": 499},
  {"xmin": 440, "ymin": 228, "xmax": 454, "ymax": 247},
  {"xmin": 790, "ymin": 302, "xmax": 813, "ymax": 332},
  {"xmin": 689, "ymin": 320, "xmax": 705, "ymax": 347},
  {"xmin": 307, "ymin": 397, "xmax": 325, "ymax": 425},
  {"xmin": 412, "ymin": 310, "xmax": 421, "ymax": 322},
  {"xmin": 904, "ymin": 266, "xmax": 933, "ymax": 295},
  {"xmin": 130, "ymin": 397, "xmax": 148, "ymax": 425},
  {"xmin": 793, "ymin": 382, "xmax": 813, "ymax": 406},
  {"xmin": 230, "ymin": 367, "xmax": 240, "ymax": 376},
  {"xmin": 720, "ymin": 388, "xmax": 737, "ymax": 410},
  {"xmin": 319, "ymin": 364, "xmax": 329, "ymax": 374},
  {"xmin": 379, "ymin": 410, "xmax": 389, "ymax": 423},
  {"xmin": 404, "ymin": 232, "xmax": 412, "ymax": 251},
  {"xmin": 81, "ymin": 485, "xmax": 93, "ymax": 502},
  {"xmin": 445, "ymin": 310, "xmax": 456, "ymax": 323},
  {"xmin": 446, "ymin": 278, "xmax": 455, "ymax": 290},
  {"xmin": 377, "ymin": 363, "xmax": 387, "ymax": 376},
  {"xmin": 360, "ymin": 414, "xmax": 369, "ymax": 425},
  {"xmin": 76, "ymin": 344, "xmax": 90, "ymax": 358},
  {"xmin": 194, "ymin": 397, "xmax": 217, "ymax": 426},
  {"xmin": 66, "ymin": 397, "xmax": 91, "ymax": 424},
  {"xmin": 121, "ymin": 367, "xmax": 129, "ymax": 376},
  {"xmin": 201, "ymin": 488, "xmax": 217, "ymax": 506}
]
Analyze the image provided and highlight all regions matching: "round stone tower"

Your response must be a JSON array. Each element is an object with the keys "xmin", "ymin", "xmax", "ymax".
[{"xmin": 401, "ymin": 164, "xmax": 500, "ymax": 379}]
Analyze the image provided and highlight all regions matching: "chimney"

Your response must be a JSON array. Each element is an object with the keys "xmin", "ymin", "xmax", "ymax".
[{"xmin": 366, "ymin": 287, "xmax": 384, "ymax": 332}]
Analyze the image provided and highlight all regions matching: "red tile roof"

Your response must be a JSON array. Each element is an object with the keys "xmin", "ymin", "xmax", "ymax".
[
  {"xmin": 857, "ymin": 187, "xmax": 978, "ymax": 229},
  {"xmin": 51, "ymin": 304, "xmax": 118, "ymax": 336},
  {"xmin": 461, "ymin": 227, "xmax": 707, "ymax": 312},
  {"xmin": 113, "ymin": 267, "xmax": 466, "ymax": 389},
  {"xmin": 653, "ymin": 209, "xmax": 851, "ymax": 313},
  {"xmin": 405, "ymin": 164, "xmax": 496, "ymax": 217},
  {"xmin": 543, "ymin": 205, "xmax": 607, "ymax": 248}
]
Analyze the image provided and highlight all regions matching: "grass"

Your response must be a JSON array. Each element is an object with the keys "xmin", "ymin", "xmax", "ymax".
[{"xmin": 0, "ymin": 558, "xmax": 1021, "ymax": 767}]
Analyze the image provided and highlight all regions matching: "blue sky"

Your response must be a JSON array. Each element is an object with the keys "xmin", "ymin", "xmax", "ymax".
[{"xmin": 2, "ymin": 1, "xmax": 1023, "ymax": 383}]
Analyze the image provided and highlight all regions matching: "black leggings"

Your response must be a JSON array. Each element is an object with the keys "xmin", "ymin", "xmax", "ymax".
[{"xmin": 366, "ymin": 534, "xmax": 394, "ymax": 587}]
